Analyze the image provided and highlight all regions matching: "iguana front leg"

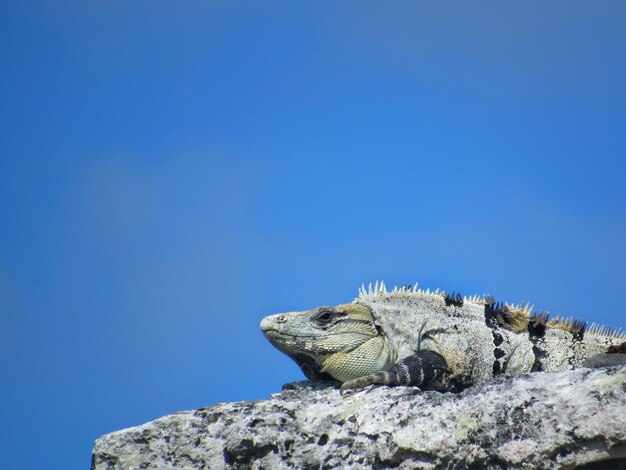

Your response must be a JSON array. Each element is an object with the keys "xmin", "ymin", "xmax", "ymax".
[{"xmin": 340, "ymin": 350, "xmax": 449, "ymax": 395}]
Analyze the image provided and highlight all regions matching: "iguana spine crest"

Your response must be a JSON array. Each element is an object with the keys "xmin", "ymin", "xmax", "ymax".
[{"xmin": 358, "ymin": 281, "xmax": 625, "ymax": 339}]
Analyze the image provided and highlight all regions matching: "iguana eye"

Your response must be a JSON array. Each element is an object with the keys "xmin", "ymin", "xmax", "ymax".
[{"xmin": 312, "ymin": 310, "xmax": 334, "ymax": 324}]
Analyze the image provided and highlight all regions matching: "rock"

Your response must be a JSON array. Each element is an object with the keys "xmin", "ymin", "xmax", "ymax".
[{"xmin": 92, "ymin": 366, "xmax": 626, "ymax": 469}]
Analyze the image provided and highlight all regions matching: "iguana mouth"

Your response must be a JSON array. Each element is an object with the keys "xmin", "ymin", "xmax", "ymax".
[
  {"xmin": 260, "ymin": 321, "xmax": 305, "ymax": 351},
  {"xmin": 261, "ymin": 329, "xmax": 322, "ymax": 355},
  {"xmin": 261, "ymin": 322, "xmax": 333, "ymax": 381}
]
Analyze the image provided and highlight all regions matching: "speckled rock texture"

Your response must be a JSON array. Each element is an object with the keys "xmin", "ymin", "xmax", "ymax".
[{"xmin": 92, "ymin": 366, "xmax": 626, "ymax": 469}]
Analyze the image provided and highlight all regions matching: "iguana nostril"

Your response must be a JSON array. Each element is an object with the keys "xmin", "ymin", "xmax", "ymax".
[{"xmin": 277, "ymin": 315, "xmax": 287, "ymax": 323}]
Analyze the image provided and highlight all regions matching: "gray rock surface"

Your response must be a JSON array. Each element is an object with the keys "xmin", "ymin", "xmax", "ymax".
[{"xmin": 92, "ymin": 366, "xmax": 626, "ymax": 469}]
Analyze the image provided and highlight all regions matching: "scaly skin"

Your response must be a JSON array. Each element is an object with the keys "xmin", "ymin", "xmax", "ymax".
[{"xmin": 261, "ymin": 282, "xmax": 626, "ymax": 394}]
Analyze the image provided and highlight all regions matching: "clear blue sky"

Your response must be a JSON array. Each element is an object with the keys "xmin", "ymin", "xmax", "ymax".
[{"xmin": 1, "ymin": 2, "xmax": 625, "ymax": 468}]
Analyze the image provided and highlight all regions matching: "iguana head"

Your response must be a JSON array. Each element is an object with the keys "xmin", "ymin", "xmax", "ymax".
[{"xmin": 260, "ymin": 303, "xmax": 395, "ymax": 382}]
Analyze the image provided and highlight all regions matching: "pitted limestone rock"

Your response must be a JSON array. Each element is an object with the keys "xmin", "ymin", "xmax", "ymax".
[{"xmin": 92, "ymin": 366, "xmax": 626, "ymax": 469}]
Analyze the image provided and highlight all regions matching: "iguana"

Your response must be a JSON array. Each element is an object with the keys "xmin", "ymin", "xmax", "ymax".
[{"xmin": 260, "ymin": 282, "xmax": 626, "ymax": 395}]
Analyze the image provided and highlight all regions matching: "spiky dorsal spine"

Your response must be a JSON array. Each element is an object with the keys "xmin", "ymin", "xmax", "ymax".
[{"xmin": 357, "ymin": 280, "xmax": 626, "ymax": 339}]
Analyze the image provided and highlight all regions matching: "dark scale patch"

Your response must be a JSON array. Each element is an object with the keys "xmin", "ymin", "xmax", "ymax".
[
  {"xmin": 492, "ymin": 345, "xmax": 506, "ymax": 375},
  {"xmin": 568, "ymin": 320, "xmax": 587, "ymax": 368},
  {"xmin": 529, "ymin": 312, "xmax": 549, "ymax": 329},
  {"xmin": 493, "ymin": 347, "xmax": 506, "ymax": 359},
  {"xmin": 484, "ymin": 303, "xmax": 507, "ymax": 376},
  {"xmin": 528, "ymin": 313, "xmax": 548, "ymax": 372},
  {"xmin": 571, "ymin": 320, "xmax": 587, "ymax": 342},
  {"xmin": 494, "ymin": 304, "xmax": 525, "ymax": 331},
  {"xmin": 492, "ymin": 302, "xmax": 509, "ymax": 325},
  {"xmin": 444, "ymin": 292, "xmax": 464, "ymax": 307},
  {"xmin": 608, "ymin": 342, "xmax": 626, "ymax": 354}
]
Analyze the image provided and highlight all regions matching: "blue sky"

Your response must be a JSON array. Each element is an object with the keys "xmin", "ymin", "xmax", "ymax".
[{"xmin": 1, "ymin": 2, "xmax": 625, "ymax": 468}]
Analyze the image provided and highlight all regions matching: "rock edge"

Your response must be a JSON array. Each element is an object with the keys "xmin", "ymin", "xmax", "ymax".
[{"xmin": 92, "ymin": 366, "xmax": 626, "ymax": 469}]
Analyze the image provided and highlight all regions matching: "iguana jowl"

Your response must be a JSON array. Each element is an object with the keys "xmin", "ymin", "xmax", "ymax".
[{"xmin": 260, "ymin": 282, "xmax": 626, "ymax": 394}]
